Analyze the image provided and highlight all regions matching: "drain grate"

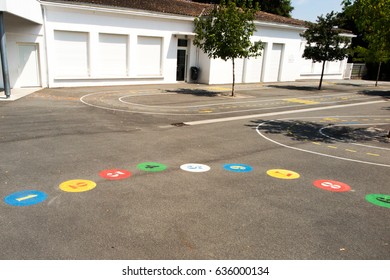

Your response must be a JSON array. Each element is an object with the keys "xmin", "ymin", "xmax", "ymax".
[{"xmin": 171, "ymin": 122, "xmax": 188, "ymax": 127}]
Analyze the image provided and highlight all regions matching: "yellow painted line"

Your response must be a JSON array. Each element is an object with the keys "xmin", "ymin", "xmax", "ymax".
[
  {"xmin": 327, "ymin": 146, "xmax": 338, "ymax": 149},
  {"xmin": 284, "ymin": 98, "xmax": 319, "ymax": 105},
  {"xmin": 312, "ymin": 142, "xmax": 321, "ymax": 145},
  {"xmin": 322, "ymin": 117, "xmax": 340, "ymax": 122},
  {"xmin": 199, "ymin": 110, "xmax": 213, "ymax": 113},
  {"xmin": 16, "ymin": 194, "xmax": 38, "ymax": 202},
  {"xmin": 367, "ymin": 153, "xmax": 380, "ymax": 157},
  {"xmin": 207, "ymin": 87, "xmax": 230, "ymax": 91},
  {"xmin": 345, "ymin": 149, "xmax": 357, "ymax": 153}
]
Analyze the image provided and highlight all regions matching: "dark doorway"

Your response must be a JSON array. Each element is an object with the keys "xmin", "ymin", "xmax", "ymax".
[{"xmin": 176, "ymin": 49, "xmax": 186, "ymax": 81}]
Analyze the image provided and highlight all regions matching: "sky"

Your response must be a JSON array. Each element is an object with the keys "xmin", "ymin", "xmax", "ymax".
[{"xmin": 291, "ymin": 0, "xmax": 344, "ymax": 22}]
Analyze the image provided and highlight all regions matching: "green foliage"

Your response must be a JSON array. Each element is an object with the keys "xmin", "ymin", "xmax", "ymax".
[
  {"xmin": 342, "ymin": 0, "xmax": 390, "ymax": 84},
  {"xmin": 192, "ymin": 0, "xmax": 294, "ymax": 17},
  {"xmin": 193, "ymin": 0, "xmax": 264, "ymax": 95},
  {"xmin": 300, "ymin": 12, "xmax": 351, "ymax": 89},
  {"xmin": 343, "ymin": 0, "xmax": 390, "ymax": 51},
  {"xmin": 301, "ymin": 12, "xmax": 350, "ymax": 63}
]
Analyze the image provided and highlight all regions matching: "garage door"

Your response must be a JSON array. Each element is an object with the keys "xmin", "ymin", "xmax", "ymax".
[{"xmin": 54, "ymin": 31, "xmax": 89, "ymax": 77}]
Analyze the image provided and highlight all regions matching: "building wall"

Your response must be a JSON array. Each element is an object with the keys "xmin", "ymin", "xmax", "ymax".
[
  {"xmin": 43, "ymin": 4, "xmax": 201, "ymax": 87},
  {"xmin": 3, "ymin": 1, "xmax": 351, "ymax": 89},
  {"xmin": 0, "ymin": 13, "xmax": 46, "ymax": 88}
]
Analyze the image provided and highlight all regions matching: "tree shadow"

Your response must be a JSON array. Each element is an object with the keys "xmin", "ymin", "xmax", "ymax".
[
  {"xmin": 357, "ymin": 89, "xmax": 390, "ymax": 100},
  {"xmin": 247, "ymin": 119, "xmax": 334, "ymax": 143},
  {"xmin": 265, "ymin": 85, "xmax": 318, "ymax": 92},
  {"xmin": 165, "ymin": 88, "xmax": 220, "ymax": 97},
  {"xmin": 247, "ymin": 119, "xmax": 390, "ymax": 144}
]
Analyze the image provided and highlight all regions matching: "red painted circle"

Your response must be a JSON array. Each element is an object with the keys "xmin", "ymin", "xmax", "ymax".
[
  {"xmin": 99, "ymin": 169, "xmax": 132, "ymax": 180},
  {"xmin": 313, "ymin": 179, "xmax": 351, "ymax": 192}
]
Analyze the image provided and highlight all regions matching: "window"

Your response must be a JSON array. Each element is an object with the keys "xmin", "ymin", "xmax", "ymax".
[
  {"xmin": 54, "ymin": 31, "xmax": 89, "ymax": 77},
  {"xmin": 178, "ymin": 39, "xmax": 188, "ymax": 47},
  {"xmin": 137, "ymin": 36, "xmax": 162, "ymax": 76},
  {"xmin": 98, "ymin": 33, "xmax": 128, "ymax": 76}
]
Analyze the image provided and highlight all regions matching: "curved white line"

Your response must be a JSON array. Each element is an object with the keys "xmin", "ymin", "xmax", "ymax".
[
  {"xmin": 319, "ymin": 125, "xmax": 390, "ymax": 151},
  {"xmin": 256, "ymin": 121, "xmax": 390, "ymax": 168}
]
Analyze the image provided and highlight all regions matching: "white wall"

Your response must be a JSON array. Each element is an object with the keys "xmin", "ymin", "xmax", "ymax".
[
  {"xmin": 43, "ymin": 4, "xmax": 198, "ymax": 87},
  {"xmin": 0, "ymin": 13, "xmax": 45, "ymax": 88},
  {"xmin": 0, "ymin": 0, "xmax": 42, "ymax": 24},
  {"xmin": 207, "ymin": 24, "xmax": 306, "ymax": 85}
]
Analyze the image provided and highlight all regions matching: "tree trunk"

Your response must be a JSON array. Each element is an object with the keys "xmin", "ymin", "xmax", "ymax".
[
  {"xmin": 318, "ymin": 60, "xmax": 326, "ymax": 90},
  {"xmin": 375, "ymin": 61, "xmax": 382, "ymax": 87},
  {"xmin": 231, "ymin": 58, "xmax": 235, "ymax": 97}
]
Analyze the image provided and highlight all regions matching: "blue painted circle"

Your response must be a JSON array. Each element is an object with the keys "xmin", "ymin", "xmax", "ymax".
[
  {"xmin": 223, "ymin": 164, "xmax": 253, "ymax": 173},
  {"xmin": 4, "ymin": 190, "xmax": 48, "ymax": 207}
]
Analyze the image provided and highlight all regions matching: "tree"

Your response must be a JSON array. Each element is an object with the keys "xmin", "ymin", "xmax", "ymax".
[
  {"xmin": 191, "ymin": 0, "xmax": 294, "ymax": 17},
  {"xmin": 342, "ymin": 0, "xmax": 390, "ymax": 85},
  {"xmin": 193, "ymin": 0, "xmax": 264, "ymax": 96},
  {"xmin": 258, "ymin": 0, "xmax": 294, "ymax": 17},
  {"xmin": 300, "ymin": 12, "xmax": 351, "ymax": 90}
]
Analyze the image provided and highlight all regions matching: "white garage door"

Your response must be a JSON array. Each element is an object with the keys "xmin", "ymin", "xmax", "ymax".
[
  {"xmin": 268, "ymin": 43, "xmax": 283, "ymax": 82},
  {"xmin": 98, "ymin": 33, "xmax": 127, "ymax": 76},
  {"xmin": 137, "ymin": 36, "xmax": 162, "ymax": 76},
  {"xmin": 54, "ymin": 31, "xmax": 89, "ymax": 77}
]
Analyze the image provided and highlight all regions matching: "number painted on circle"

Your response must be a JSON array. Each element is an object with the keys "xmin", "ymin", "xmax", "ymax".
[
  {"xmin": 266, "ymin": 169, "xmax": 300, "ymax": 179},
  {"xmin": 137, "ymin": 162, "xmax": 167, "ymax": 172},
  {"xmin": 59, "ymin": 179, "xmax": 97, "ymax": 193},
  {"xmin": 313, "ymin": 180, "xmax": 351, "ymax": 192},
  {"xmin": 4, "ymin": 190, "xmax": 48, "ymax": 207},
  {"xmin": 224, "ymin": 164, "xmax": 253, "ymax": 173},
  {"xmin": 365, "ymin": 194, "xmax": 390, "ymax": 209},
  {"xmin": 99, "ymin": 169, "xmax": 132, "ymax": 180},
  {"xmin": 180, "ymin": 163, "xmax": 210, "ymax": 172}
]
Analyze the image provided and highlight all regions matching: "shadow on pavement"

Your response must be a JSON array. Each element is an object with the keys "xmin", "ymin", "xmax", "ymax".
[
  {"xmin": 247, "ymin": 119, "xmax": 390, "ymax": 144},
  {"xmin": 357, "ymin": 89, "xmax": 390, "ymax": 100},
  {"xmin": 265, "ymin": 85, "xmax": 318, "ymax": 91},
  {"xmin": 165, "ymin": 88, "xmax": 219, "ymax": 97}
]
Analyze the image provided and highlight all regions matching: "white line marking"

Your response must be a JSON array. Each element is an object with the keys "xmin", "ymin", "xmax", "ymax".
[
  {"xmin": 256, "ymin": 121, "xmax": 390, "ymax": 168},
  {"xmin": 319, "ymin": 124, "xmax": 390, "ymax": 151},
  {"xmin": 184, "ymin": 100, "xmax": 386, "ymax": 125}
]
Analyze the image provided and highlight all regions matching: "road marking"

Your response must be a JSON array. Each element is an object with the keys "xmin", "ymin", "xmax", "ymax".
[
  {"xmin": 284, "ymin": 98, "xmax": 319, "ymax": 105},
  {"xmin": 345, "ymin": 149, "xmax": 357, "ymax": 153},
  {"xmin": 327, "ymin": 146, "xmax": 338, "ymax": 149},
  {"xmin": 256, "ymin": 117, "xmax": 390, "ymax": 168},
  {"xmin": 367, "ymin": 153, "xmax": 380, "ymax": 157},
  {"xmin": 185, "ymin": 101, "xmax": 386, "ymax": 126}
]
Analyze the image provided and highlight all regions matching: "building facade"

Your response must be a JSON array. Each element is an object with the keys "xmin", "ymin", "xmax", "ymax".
[{"xmin": 0, "ymin": 0, "xmax": 353, "ymax": 90}]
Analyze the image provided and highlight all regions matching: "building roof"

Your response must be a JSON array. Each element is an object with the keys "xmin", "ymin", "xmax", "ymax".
[{"xmin": 45, "ymin": 0, "xmax": 308, "ymax": 27}]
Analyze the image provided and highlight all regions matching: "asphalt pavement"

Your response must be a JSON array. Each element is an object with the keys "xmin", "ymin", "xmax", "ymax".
[{"xmin": 0, "ymin": 79, "xmax": 389, "ymax": 260}]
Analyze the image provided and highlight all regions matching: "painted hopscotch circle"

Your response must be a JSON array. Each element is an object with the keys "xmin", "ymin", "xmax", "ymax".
[
  {"xmin": 180, "ymin": 163, "xmax": 211, "ymax": 172},
  {"xmin": 223, "ymin": 164, "xmax": 253, "ymax": 173},
  {"xmin": 4, "ymin": 190, "xmax": 48, "ymax": 207},
  {"xmin": 59, "ymin": 179, "xmax": 97, "ymax": 193},
  {"xmin": 313, "ymin": 179, "xmax": 351, "ymax": 192},
  {"xmin": 365, "ymin": 194, "xmax": 390, "ymax": 209},
  {"xmin": 99, "ymin": 169, "xmax": 132, "ymax": 180},
  {"xmin": 137, "ymin": 162, "xmax": 167, "ymax": 172},
  {"xmin": 267, "ymin": 169, "xmax": 300, "ymax": 179}
]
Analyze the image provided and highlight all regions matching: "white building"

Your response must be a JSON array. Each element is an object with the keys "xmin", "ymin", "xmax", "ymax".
[{"xmin": 0, "ymin": 0, "xmax": 353, "ymax": 92}]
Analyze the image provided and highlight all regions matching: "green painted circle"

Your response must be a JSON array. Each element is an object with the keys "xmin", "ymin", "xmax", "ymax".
[
  {"xmin": 365, "ymin": 194, "xmax": 390, "ymax": 209},
  {"xmin": 137, "ymin": 162, "xmax": 167, "ymax": 172}
]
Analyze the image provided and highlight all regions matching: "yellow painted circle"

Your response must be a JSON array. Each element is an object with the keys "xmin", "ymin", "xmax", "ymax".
[
  {"xmin": 267, "ymin": 169, "xmax": 300, "ymax": 180},
  {"xmin": 59, "ymin": 179, "xmax": 97, "ymax": 193}
]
